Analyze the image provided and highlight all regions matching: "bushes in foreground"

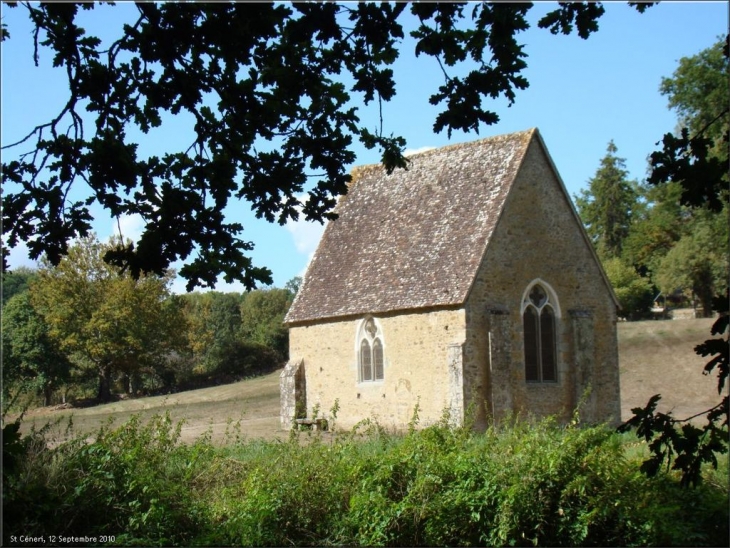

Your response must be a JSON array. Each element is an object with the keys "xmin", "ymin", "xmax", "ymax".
[{"xmin": 3, "ymin": 413, "xmax": 728, "ymax": 546}]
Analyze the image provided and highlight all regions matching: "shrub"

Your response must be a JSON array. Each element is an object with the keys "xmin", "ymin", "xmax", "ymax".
[
  {"xmin": 4, "ymin": 413, "xmax": 210, "ymax": 546},
  {"xmin": 4, "ymin": 413, "xmax": 727, "ymax": 547}
]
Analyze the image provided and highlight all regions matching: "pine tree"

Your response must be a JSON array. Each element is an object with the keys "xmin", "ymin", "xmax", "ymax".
[{"xmin": 575, "ymin": 141, "xmax": 639, "ymax": 259}]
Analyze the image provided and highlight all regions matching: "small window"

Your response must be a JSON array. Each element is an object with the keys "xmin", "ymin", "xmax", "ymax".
[
  {"xmin": 358, "ymin": 317, "xmax": 385, "ymax": 382},
  {"xmin": 361, "ymin": 339, "xmax": 373, "ymax": 381},
  {"xmin": 522, "ymin": 282, "xmax": 558, "ymax": 383},
  {"xmin": 373, "ymin": 338, "xmax": 384, "ymax": 380}
]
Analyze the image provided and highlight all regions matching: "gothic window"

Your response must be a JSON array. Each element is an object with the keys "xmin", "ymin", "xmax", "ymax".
[
  {"xmin": 358, "ymin": 317, "xmax": 384, "ymax": 382},
  {"xmin": 522, "ymin": 282, "xmax": 558, "ymax": 383},
  {"xmin": 360, "ymin": 339, "xmax": 372, "ymax": 381}
]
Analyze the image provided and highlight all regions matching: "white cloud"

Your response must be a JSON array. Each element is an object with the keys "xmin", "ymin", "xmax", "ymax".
[
  {"xmin": 403, "ymin": 146, "xmax": 435, "ymax": 157},
  {"xmin": 284, "ymin": 195, "xmax": 326, "ymax": 276},
  {"xmin": 111, "ymin": 213, "xmax": 145, "ymax": 245},
  {"xmin": 286, "ymin": 216, "xmax": 325, "ymax": 256}
]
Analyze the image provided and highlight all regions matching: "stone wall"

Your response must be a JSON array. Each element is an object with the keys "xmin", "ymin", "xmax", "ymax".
[
  {"xmin": 287, "ymin": 308, "xmax": 467, "ymax": 431},
  {"xmin": 284, "ymin": 136, "xmax": 621, "ymax": 431},
  {"xmin": 280, "ymin": 359, "xmax": 305, "ymax": 430},
  {"xmin": 464, "ymin": 137, "xmax": 621, "ymax": 425}
]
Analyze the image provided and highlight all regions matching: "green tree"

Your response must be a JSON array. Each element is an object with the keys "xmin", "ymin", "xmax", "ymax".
[
  {"xmin": 31, "ymin": 235, "xmax": 187, "ymax": 402},
  {"xmin": 180, "ymin": 291, "xmax": 245, "ymax": 377},
  {"xmin": 647, "ymin": 37, "xmax": 729, "ymax": 312},
  {"xmin": 660, "ymin": 37, "xmax": 728, "ymax": 150},
  {"xmin": 601, "ymin": 257, "xmax": 654, "ymax": 321},
  {"xmin": 621, "ymin": 38, "xmax": 729, "ymax": 487},
  {"xmin": 284, "ymin": 276, "xmax": 302, "ymax": 298},
  {"xmin": 649, "ymin": 38, "xmax": 728, "ymax": 212},
  {"xmin": 1, "ymin": 2, "xmax": 655, "ymax": 289},
  {"xmin": 575, "ymin": 141, "xmax": 640, "ymax": 259},
  {"xmin": 1, "ymin": 266, "xmax": 37, "ymax": 306},
  {"xmin": 621, "ymin": 181, "xmax": 685, "ymax": 278},
  {"xmin": 654, "ymin": 210, "xmax": 728, "ymax": 317},
  {"xmin": 240, "ymin": 288, "xmax": 293, "ymax": 360},
  {"xmin": 2, "ymin": 291, "xmax": 71, "ymax": 405}
]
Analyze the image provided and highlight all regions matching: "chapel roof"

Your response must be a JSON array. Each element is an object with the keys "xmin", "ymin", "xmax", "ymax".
[{"xmin": 285, "ymin": 128, "xmax": 537, "ymax": 324}]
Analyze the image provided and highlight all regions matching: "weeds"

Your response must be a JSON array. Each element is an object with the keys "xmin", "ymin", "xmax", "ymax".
[{"xmin": 4, "ymin": 412, "xmax": 728, "ymax": 547}]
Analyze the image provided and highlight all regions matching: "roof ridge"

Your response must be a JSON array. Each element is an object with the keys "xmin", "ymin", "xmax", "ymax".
[
  {"xmin": 286, "ymin": 127, "xmax": 536, "ymax": 324},
  {"xmin": 350, "ymin": 128, "xmax": 536, "ymax": 176}
]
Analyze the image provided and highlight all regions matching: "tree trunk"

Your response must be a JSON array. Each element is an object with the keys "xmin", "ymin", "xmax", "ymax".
[
  {"xmin": 130, "ymin": 373, "xmax": 141, "ymax": 397},
  {"xmin": 123, "ymin": 373, "xmax": 141, "ymax": 397},
  {"xmin": 43, "ymin": 384, "xmax": 53, "ymax": 407},
  {"xmin": 97, "ymin": 364, "xmax": 113, "ymax": 402},
  {"xmin": 695, "ymin": 271, "xmax": 715, "ymax": 318}
]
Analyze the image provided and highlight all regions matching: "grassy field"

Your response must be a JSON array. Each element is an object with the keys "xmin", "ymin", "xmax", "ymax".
[
  {"xmin": 13, "ymin": 317, "xmax": 721, "ymax": 444},
  {"xmin": 17, "ymin": 372, "xmax": 286, "ymax": 445},
  {"xmin": 618, "ymin": 317, "xmax": 719, "ymax": 422}
]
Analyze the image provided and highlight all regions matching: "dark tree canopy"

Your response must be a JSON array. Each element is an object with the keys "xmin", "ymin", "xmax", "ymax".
[
  {"xmin": 1, "ymin": 1, "xmax": 654, "ymax": 290},
  {"xmin": 648, "ymin": 37, "xmax": 729, "ymax": 213},
  {"xmin": 2, "ymin": 290, "xmax": 71, "ymax": 406}
]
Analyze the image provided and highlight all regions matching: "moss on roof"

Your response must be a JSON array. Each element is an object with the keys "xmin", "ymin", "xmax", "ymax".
[{"xmin": 285, "ymin": 128, "xmax": 536, "ymax": 324}]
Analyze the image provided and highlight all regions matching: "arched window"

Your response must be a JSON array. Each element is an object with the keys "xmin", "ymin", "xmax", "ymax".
[
  {"xmin": 522, "ymin": 282, "xmax": 558, "ymax": 382},
  {"xmin": 360, "ymin": 339, "xmax": 372, "ymax": 381},
  {"xmin": 373, "ymin": 338, "xmax": 384, "ymax": 380},
  {"xmin": 358, "ymin": 317, "xmax": 385, "ymax": 382}
]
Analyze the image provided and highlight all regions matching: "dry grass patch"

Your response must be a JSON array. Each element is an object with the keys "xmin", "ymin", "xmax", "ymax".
[
  {"xmin": 15, "ymin": 369, "xmax": 286, "ymax": 444},
  {"xmin": 618, "ymin": 317, "xmax": 719, "ymax": 422},
  {"xmin": 13, "ymin": 318, "xmax": 723, "ymax": 444}
]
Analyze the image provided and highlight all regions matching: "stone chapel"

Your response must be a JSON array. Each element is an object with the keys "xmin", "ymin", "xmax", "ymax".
[{"xmin": 281, "ymin": 128, "xmax": 621, "ymax": 431}]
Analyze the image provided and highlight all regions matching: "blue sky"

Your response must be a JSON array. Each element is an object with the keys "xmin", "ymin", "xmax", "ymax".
[{"xmin": 1, "ymin": 2, "xmax": 727, "ymax": 293}]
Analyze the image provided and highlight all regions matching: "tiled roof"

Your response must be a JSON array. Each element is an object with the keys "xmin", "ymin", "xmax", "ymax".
[{"xmin": 285, "ymin": 128, "xmax": 535, "ymax": 324}]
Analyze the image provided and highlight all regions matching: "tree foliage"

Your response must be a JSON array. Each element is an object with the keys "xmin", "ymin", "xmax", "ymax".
[
  {"xmin": 177, "ymin": 288, "xmax": 291, "ymax": 385},
  {"xmin": 648, "ymin": 38, "xmax": 728, "ymax": 213},
  {"xmin": 239, "ymin": 288, "xmax": 292, "ymax": 360},
  {"xmin": 30, "ymin": 234, "xmax": 187, "ymax": 402},
  {"xmin": 1, "ymin": 1, "xmax": 653, "ymax": 290},
  {"xmin": 654, "ymin": 210, "xmax": 728, "ymax": 317},
  {"xmin": 284, "ymin": 276, "xmax": 302, "ymax": 297},
  {"xmin": 180, "ymin": 291, "xmax": 244, "ymax": 377},
  {"xmin": 621, "ymin": 181, "xmax": 685, "ymax": 279},
  {"xmin": 601, "ymin": 257, "xmax": 654, "ymax": 321},
  {"xmin": 2, "ymin": 291, "xmax": 71, "ymax": 405},
  {"xmin": 575, "ymin": 141, "xmax": 639, "ymax": 260},
  {"xmin": 659, "ymin": 37, "xmax": 728, "ymax": 148},
  {"xmin": 620, "ymin": 38, "xmax": 729, "ymax": 487},
  {"xmin": 1, "ymin": 266, "xmax": 38, "ymax": 306}
]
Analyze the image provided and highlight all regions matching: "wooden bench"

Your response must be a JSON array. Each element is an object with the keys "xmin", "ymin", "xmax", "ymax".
[{"xmin": 294, "ymin": 418, "xmax": 328, "ymax": 431}]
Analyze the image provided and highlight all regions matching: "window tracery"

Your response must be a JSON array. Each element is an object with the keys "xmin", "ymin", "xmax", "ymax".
[
  {"xmin": 522, "ymin": 281, "xmax": 558, "ymax": 382},
  {"xmin": 358, "ymin": 317, "xmax": 384, "ymax": 382}
]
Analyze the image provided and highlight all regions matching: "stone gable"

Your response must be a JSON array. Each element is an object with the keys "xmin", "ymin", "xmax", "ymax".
[{"xmin": 283, "ymin": 128, "xmax": 621, "ymax": 431}]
